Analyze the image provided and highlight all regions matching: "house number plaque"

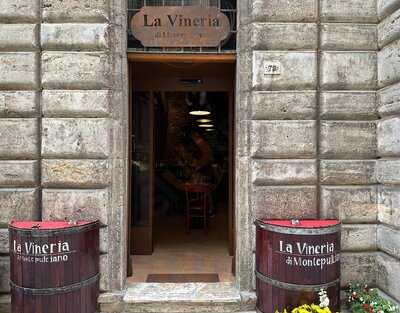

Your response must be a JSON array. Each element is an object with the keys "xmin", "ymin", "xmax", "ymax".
[{"xmin": 131, "ymin": 6, "xmax": 231, "ymax": 47}]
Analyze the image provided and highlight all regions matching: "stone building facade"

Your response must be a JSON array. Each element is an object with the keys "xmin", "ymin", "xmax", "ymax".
[{"xmin": 0, "ymin": 0, "xmax": 400, "ymax": 311}]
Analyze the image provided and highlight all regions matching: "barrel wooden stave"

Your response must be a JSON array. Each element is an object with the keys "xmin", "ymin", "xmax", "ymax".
[
  {"xmin": 10, "ymin": 223, "xmax": 99, "ymax": 288},
  {"xmin": 256, "ymin": 280, "xmax": 340, "ymax": 313},
  {"xmin": 255, "ymin": 220, "xmax": 341, "ymax": 313},
  {"xmin": 256, "ymin": 229, "xmax": 340, "ymax": 285},
  {"xmin": 9, "ymin": 221, "xmax": 100, "ymax": 313},
  {"xmin": 11, "ymin": 281, "xmax": 99, "ymax": 313}
]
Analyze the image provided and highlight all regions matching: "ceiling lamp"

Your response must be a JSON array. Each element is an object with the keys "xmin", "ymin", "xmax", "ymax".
[
  {"xmin": 205, "ymin": 128, "xmax": 215, "ymax": 132},
  {"xmin": 198, "ymin": 124, "xmax": 214, "ymax": 128},
  {"xmin": 197, "ymin": 119, "xmax": 212, "ymax": 123},
  {"xmin": 189, "ymin": 110, "xmax": 211, "ymax": 116}
]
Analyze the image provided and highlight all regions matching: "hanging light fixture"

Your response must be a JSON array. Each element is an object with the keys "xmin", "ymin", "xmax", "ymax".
[
  {"xmin": 187, "ymin": 92, "xmax": 211, "ymax": 116},
  {"xmin": 198, "ymin": 124, "xmax": 214, "ymax": 128},
  {"xmin": 205, "ymin": 128, "xmax": 215, "ymax": 132},
  {"xmin": 189, "ymin": 110, "xmax": 211, "ymax": 116},
  {"xmin": 197, "ymin": 119, "xmax": 212, "ymax": 123}
]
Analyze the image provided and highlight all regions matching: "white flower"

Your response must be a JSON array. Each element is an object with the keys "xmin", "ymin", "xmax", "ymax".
[
  {"xmin": 318, "ymin": 288, "xmax": 330, "ymax": 308},
  {"xmin": 320, "ymin": 298, "xmax": 330, "ymax": 308}
]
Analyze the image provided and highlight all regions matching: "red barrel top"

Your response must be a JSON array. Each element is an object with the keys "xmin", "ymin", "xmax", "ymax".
[
  {"xmin": 10, "ymin": 220, "xmax": 94, "ymax": 230},
  {"xmin": 258, "ymin": 219, "xmax": 340, "ymax": 228}
]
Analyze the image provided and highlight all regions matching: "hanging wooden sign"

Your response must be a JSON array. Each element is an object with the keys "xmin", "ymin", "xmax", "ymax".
[{"xmin": 131, "ymin": 6, "xmax": 231, "ymax": 47}]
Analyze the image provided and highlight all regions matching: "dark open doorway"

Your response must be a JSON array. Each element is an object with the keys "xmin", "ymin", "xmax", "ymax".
[{"xmin": 127, "ymin": 58, "xmax": 235, "ymax": 283}]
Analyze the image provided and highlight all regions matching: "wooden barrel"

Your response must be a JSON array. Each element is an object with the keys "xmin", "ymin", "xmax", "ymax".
[
  {"xmin": 9, "ymin": 220, "xmax": 100, "ymax": 313},
  {"xmin": 255, "ymin": 219, "xmax": 341, "ymax": 313}
]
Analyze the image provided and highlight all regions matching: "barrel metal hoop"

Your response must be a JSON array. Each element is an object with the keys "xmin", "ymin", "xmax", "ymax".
[
  {"xmin": 254, "ymin": 220, "xmax": 341, "ymax": 235},
  {"xmin": 9, "ymin": 221, "xmax": 101, "ymax": 237},
  {"xmin": 255, "ymin": 270, "xmax": 340, "ymax": 291},
  {"xmin": 10, "ymin": 273, "xmax": 99, "ymax": 296}
]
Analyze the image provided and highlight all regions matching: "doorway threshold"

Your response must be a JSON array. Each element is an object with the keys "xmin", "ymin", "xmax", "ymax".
[{"xmin": 120, "ymin": 282, "xmax": 255, "ymax": 312}]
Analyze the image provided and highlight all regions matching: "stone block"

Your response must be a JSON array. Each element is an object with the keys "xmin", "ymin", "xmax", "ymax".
[
  {"xmin": 377, "ymin": 159, "xmax": 400, "ymax": 184},
  {"xmin": 0, "ymin": 91, "xmax": 38, "ymax": 117},
  {"xmin": 100, "ymin": 228, "xmax": 108, "ymax": 254},
  {"xmin": 0, "ymin": 161, "xmax": 38, "ymax": 186},
  {"xmin": 320, "ymin": 121, "xmax": 377, "ymax": 158},
  {"xmin": 0, "ymin": 53, "xmax": 39, "ymax": 90},
  {"xmin": 237, "ymin": 121, "xmax": 249, "ymax": 157},
  {"xmin": 0, "ymin": 0, "xmax": 40, "ymax": 22},
  {"xmin": 378, "ymin": 9, "xmax": 400, "ymax": 47},
  {"xmin": 250, "ymin": 23, "xmax": 317, "ymax": 50},
  {"xmin": 0, "ymin": 119, "xmax": 39, "ymax": 159},
  {"xmin": 42, "ymin": 90, "xmax": 110, "ymax": 117},
  {"xmin": 378, "ymin": 117, "xmax": 400, "ymax": 157},
  {"xmin": 341, "ymin": 253, "xmax": 377, "ymax": 287},
  {"xmin": 0, "ymin": 258, "xmax": 10, "ymax": 292},
  {"xmin": 0, "ymin": 229, "xmax": 8, "ymax": 254},
  {"xmin": 378, "ymin": 225, "xmax": 400, "ymax": 259},
  {"xmin": 41, "ymin": 23, "xmax": 109, "ymax": 51},
  {"xmin": 0, "ymin": 295, "xmax": 10, "ymax": 313},
  {"xmin": 250, "ymin": 91, "xmax": 317, "ymax": 120},
  {"xmin": 377, "ymin": 252, "xmax": 400, "ymax": 300},
  {"xmin": 341, "ymin": 224, "xmax": 377, "ymax": 251},
  {"xmin": 378, "ymin": 0, "xmax": 400, "ymax": 20},
  {"xmin": 0, "ymin": 188, "xmax": 39, "ymax": 225},
  {"xmin": 42, "ymin": 0, "xmax": 109, "ymax": 22},
  {"xmin": 0, "ymin": 24, "xmax": 39, "ymax": 51},
  {"xmin": 122, "ymin": 284, "xmax": 244, "ymax": 311},
  {"xmin": 378, "ymin": 39, "xmax": 400, "ymax": 88},
  {"xmin": 42, "ymin": 52, "xmax": 115, "ymax": 89},
  {"xmin": 250, "ymin": 121, "xmax": 317, "ymax": 158},
  {"xmin": 251, "ymin": 160, "xmax": 317, "ymax": 185},
  {"xmin": 320, "ymin": 52, "xmax": 377, "ymax": 90},
  {"xmin": 99, "ymin": 292, "xmax": 124, "ymax": 313},
  {"xmin": 378, "ymin": 82, "xmax": 400, "ymax": 116},
  {"xmin": 42, "ymin": 189, "xmax": 109, "ymax": 224},
  {"xmin": 320, "ymin": 160, "xmax": 377, "ymax": 185},
  {"xmin": 42, "ymin": 159, "xmax": 110, "ymax": 187},
  {"xmin": 251, "ymin": 0, "xmax": 318, "ymax": 22},
  {"xmin": 321, "ymin": 24, "xmax": 377, "ymax": 51},
  {"xmin": 235, "ymin": 156, "xmax": 254, "ymax": 290},
  {"xmin": 237, "ymin": 51, "xmax": 252, "ymax": 91},
  {"xmin": 321, "ymin": 0, "xmax": 378, "ymax": 23},
  {"xmin": 252, "ymin": 51, "xmax": 317, "ymax": 91},
  {"xmin": 320, "ymin": 186, "xmax": 378, "ymax": 223},
  {"xmin": 320, "ymin": 92, "xmax": 377, "ymax": 120},
  {"xmin": 42, "ymin": 118, "xmax": 110, "ymax": 158},
  {"xmin": 252, "ymin": 186, "xmax": 318, "ymax": 219},
  {"xmin": 100, "ymin": 254, "xmax": 110, "ymax": 291},
  {"xmin": 378, "ymin": 186, "xmax": 400, "ymax": 227}
]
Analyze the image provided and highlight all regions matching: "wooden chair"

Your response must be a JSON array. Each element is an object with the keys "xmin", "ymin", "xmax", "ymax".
[{"xmin": 184, "ymin": 183, "xmax": 211, "ymax": 233}]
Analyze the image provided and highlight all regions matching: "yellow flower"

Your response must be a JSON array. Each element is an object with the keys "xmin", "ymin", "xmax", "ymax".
[{"xmin": 279, "ymin": 303, "xmax": 334, "ymax": 313}]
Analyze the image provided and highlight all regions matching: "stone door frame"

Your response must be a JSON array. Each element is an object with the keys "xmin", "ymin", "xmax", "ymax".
[{"xmin": 113, "ymin": 0, "xmax": 253, "ymax": 292}]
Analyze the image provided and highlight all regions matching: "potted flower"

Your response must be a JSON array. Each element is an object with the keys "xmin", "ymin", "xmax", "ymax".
[
  {"xmin": 345, "ymin": 283, "xmax": 398, "ymax": 313},
  {"xmin": 275, "ymin": 289, "xmax": 334, "ymax": 313}
]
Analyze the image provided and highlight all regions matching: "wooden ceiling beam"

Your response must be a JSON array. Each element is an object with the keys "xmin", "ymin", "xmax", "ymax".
[{"xmin": 128, "ymin": 53, "xmax": 236, "ymax": 64}]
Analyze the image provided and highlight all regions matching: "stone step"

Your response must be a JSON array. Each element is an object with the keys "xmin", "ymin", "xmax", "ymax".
[{"xmin": 100, "ymin": 283, "xmax": 256, "ymax": 313}]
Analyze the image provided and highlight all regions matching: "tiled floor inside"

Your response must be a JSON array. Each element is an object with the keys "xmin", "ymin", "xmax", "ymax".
[{"xmin": 127, "ymin": 210, "xmax": 234, "ymax": 283}]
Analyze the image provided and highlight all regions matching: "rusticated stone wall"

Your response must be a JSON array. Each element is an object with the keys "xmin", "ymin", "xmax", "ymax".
[
  {"xmin": 376, "ymin": 0, "xmax": 400, "ymax": 302},
  {"xmin": 1, "ymin": 0, "xmax": 396, "ymax": 306},
  {"xmin": 0, "ymin": 0, "xmax": 129, "ymax": 298},
  {"xmin": 235, "ymin": 0, "xmax": 380, "ymax": 291}
]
